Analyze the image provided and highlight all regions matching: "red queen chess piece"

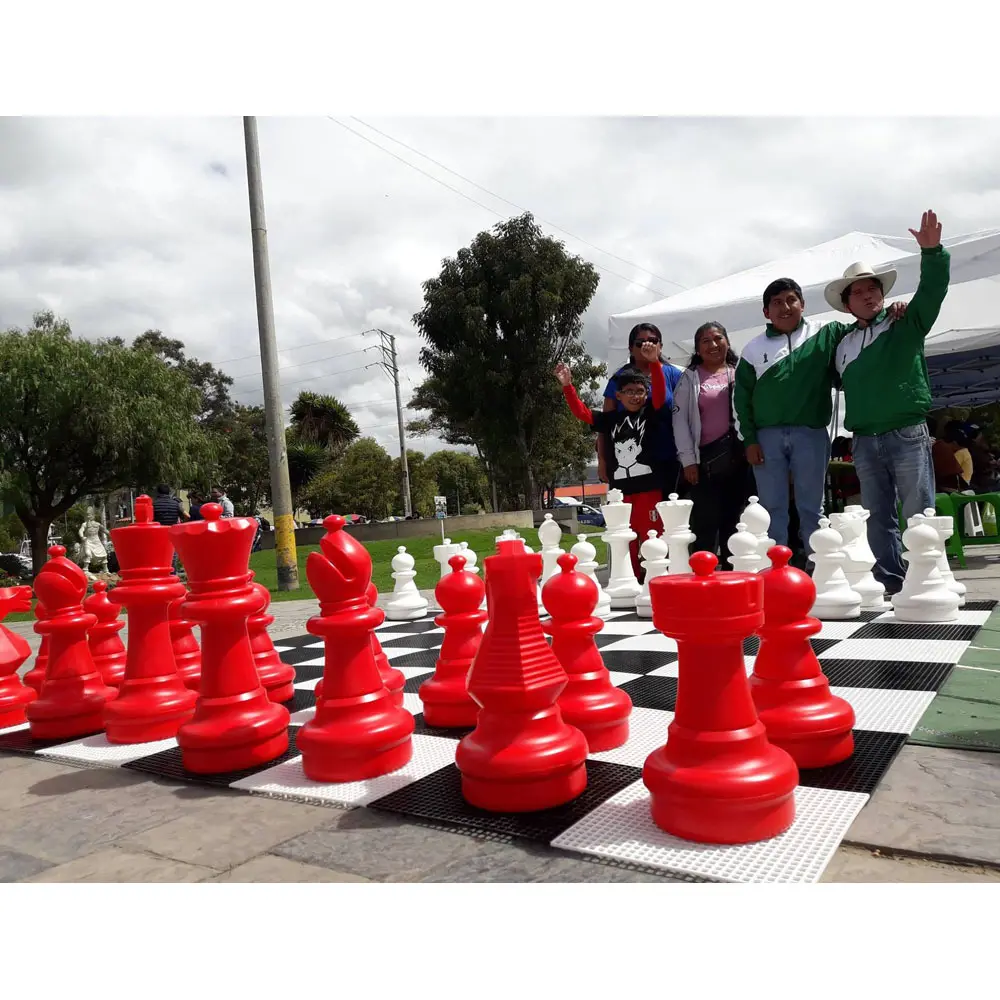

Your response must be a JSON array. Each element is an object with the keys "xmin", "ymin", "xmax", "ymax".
[
  {"xmin": 456, "ymin": 537, "xmax": 589, "ymax": 812},
  {"xmin": 0, "ymin": 586, "xmax": 37, "ymax": 728},
  {"xmin": 247, "ymin": 580, "xmax": 296, "ymax": 703},
  {"xmin": 104, "ymin": 496, "xmax": 198, "ymax": 743},
  {"xmin": 750, "ymin": 546, "xmax": 856, "ymax": 768},
  {"xmin": 169, "ymin": 503, "xmax": 290, "ymax": 773},
  {"xmin": 296, "ymin": 515, "xmax": 414, "ymax": 782},
  {"xmin": 83, "ymin": 581, "xmax": 127, "ymax": 687},
  {"xmin": 643, "ymin": 551, "xmax": 799, "ymax": 844},
  {"xmin": 23, "ymin": 600, "xmax": 50, "ymax": 693},
  {"xmin": 26, "ymin": 546, "xmax": 117, "ymax": 740},
  {"xmin": 169, "ymin": 594, "xmax": 202, "ymax": 691}
]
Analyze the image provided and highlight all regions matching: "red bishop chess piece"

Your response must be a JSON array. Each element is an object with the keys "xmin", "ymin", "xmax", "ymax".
[
  {"xmin": 103, "ymin": 496, "xmax": 198, "ymax": 743},
  {"xmin": 297, "ymin": 515, "xmax": 414, "ymax": 782},
  {"xmin": 418, "ymin": 554, "xmax": 486, "ymax": 728},
  {"xmin": 169, "ymin": 595, "xmax": 202, "ymax": 691},
  {"xmin": 169, "ymin": 503, "xmax": 290, "ymax": 773},
  {"xmin": 83, "ymin": 581, "xmax": 127, "ymax": 687},
  {"xmin": 750, "ymin": 546, "xmax": 856, "ymax": 768},
  {"xmin": 542, "ymin": 552, "xmax": 633, "ymax": 752},
  {"xmin": 0, "ymin": 586, "xmax": 37, "ymax": 728},
  {"xmin": 26, "ymin": 546, "xmax": 117, "ymax": 740},
  {"xmin": 247, "ymin": 580, "xmax": 296, "ymax": 703},
  {"xmin": 643, "ymin": 551, "xmax": 799, "ymax": 844},
  {"xmin": 23, "ymin": 599, "xmax": 50, "ymax": 693},
  {"xmin": 456, "ymin": 537, "xmax": 589, "ymax": 812}
]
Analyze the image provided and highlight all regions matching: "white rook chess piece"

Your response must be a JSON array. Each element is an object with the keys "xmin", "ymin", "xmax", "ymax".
[
  {"xmin": 656, "ymin": 492, "xmax": 696, "ymax": 575},
  {"xmin": 728, "ymin": 522, "xmax": 763, "ymax": 573},
  {"xmin": 571, "ymin": 533, "xmax": 612, "ymax": 619},
  {"xmin": 538, "ymin": 513, "xmax": 563, "ymax": 586},
  {"xmin": 601, "ymin": 488, "xmax": 640, "ymax": 608},
  {"xmin": 433, "ymin": 537, "xmax": 461, "ymax": 579},
  {"xmin": 808, "ymin": 518, "xmax": 862, "ymax": 620},
  {"xmin": 636, "ymin": 530, "xmax": 669, "ymax": 618},
  {"xmin": 893, "ymin": 518, "xmax": 961, "ymax": 622},
  {"xmin": 829, "ymin": 507, "xmax": 887, "ymax": 611},
  {"xmin": 915, "ymin": 508, "xmax": 966, "ymax": 607},
  {"xmin": 385, "ymin": 545, "xmax": 429, "ymax": 621},
  {"xmin": 741, "ymin": 495, "xmax": 775, "ymax": 569}
]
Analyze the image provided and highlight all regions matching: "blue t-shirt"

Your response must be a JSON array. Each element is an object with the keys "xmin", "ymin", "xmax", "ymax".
[{"xmin": 604, "ymin": 362, "xmax": 682, "ymax": 462}]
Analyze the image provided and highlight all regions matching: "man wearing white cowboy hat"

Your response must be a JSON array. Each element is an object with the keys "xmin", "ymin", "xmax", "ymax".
[{"xmin": 827, "ymin": 209, "xmax": 950, "ymax": 595}]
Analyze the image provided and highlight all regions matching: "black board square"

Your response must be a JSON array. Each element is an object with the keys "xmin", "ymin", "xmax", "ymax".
[
  {"xmin": 618, "ymin": 675, "xmax": 678, "ymax": 712},
  {"xmin": 290, "ymin": 661, "xmax": 325, "ymax": 684},
  {"xmin": 282, "ymin": 688, "xmax": 316, "ymax": 715},
  {"xmin": 964, "ymin": 599, "xmax": 997, "ymax": 611},
  {"xmin": 607, "ymin": 612, "xmax": 646, "ymax": 623},
  {"xmin": 859, "ymin": 609, "xmax": 886, "ymax": 622},
  {"xmin": 743, "ymin": 635, "xmax": 761, "ymax": 656},
  {"xmin": 850, "ymin": 621, "xmax": 980, "ymax": 643},
  {"xmin": 410, "ymin": 714, "xmax": 471, "ymax": 740},
  {"xmin": 0, "ymin": 727, "xmax": 77, "ymax": 755},
  {"xmin": 276, "ymin": 644, "xmax": 324, "ymax": 668},
  {"xmin": 402, "ymin": 671, "xmax": 435, "ymax": 694},
  {"xmin": 810, "ymin": 637, "xmax": 843, "ymax": 656},
  {"xmin": 796, "ymin": 729, "xmax": 908, "ymax": 796},
  {"xmin": 600, "ymin": 649, "xmax": 677, "ymax": 675},
  {"xmin": 379, "ymin": 619, "xmax": 441, "ymax": 635},
  {"xmin": 594, "ymin": 632, "xmax": 629, "ymax": 649},
  {"xmin": 273, "ymin": 634, "xmax": 319, "ymax": 650},
  {"xmin": 386, "ymin": 650, "xmax": 439, "ymax": 672},
  {"xmin": 379, "ymin": 632, "xmax": 443, "ymax": 650},
  {"xmin": 819, "ymin": 658, "xmax": 953, "ymax": 693},
  {"xmin": 368, "ymin": 759, "xmax": 642, "ymax": 845}
]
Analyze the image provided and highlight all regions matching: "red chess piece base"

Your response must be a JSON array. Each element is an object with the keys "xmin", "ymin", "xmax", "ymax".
[
  {"xmin": 0, "ymin": 679, "xmax": 36, "ymax": 729},
  {"xmin": 421, "ymin": 689, "xmax": 479, "ymax": 729},
  {"xmin": 562, "ymin": 704, "xmax": 629, "ymax": 754},
  {"xmin": 178, "ymin": 700, "xmax": 290, "ymax": 774},
  {"xmin": 27, "ymin": 680, "xmax": 116, "ymax": 741},
  {"xmin": 104, "ymin": 679, "xmax": 197, "ymax": 744}
]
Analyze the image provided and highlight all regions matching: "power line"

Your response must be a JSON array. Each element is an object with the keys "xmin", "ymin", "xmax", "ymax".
[
  {"xmin": 212, "ymin": 330, "xmax": 363, "ymax": 366},
  {"xmin": 228, "ymin": 345, "xmax": 375, "ymax": 380}
]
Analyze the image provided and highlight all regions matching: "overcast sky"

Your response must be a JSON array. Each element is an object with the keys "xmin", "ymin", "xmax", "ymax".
[{"xmin": 3, "ymin": 115, "xmax": 1000, "ymax": 458}]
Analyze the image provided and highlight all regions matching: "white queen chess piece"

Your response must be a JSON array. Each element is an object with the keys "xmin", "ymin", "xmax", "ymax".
[
  {"xmin": 385, "ymin": 545, "xmax": 429, "ymax": 621},
  {"xmin": 656, "ymin": 492, "xmax": 696, "ymax": 575},
  {"xmin": 892, "ymin": 518, "xmax": 961, "ymax": 622},
  {"xmin": 571, "ymin": 533, "xmax": 612, "ymax": 619},
  {"xmin": 727, "ymin": 522, "xmax": 763, "ymax": 573},
  {"xmin": 538, "ymin": 513, "xmax": 563, "ymax": 586},
  {"xmin": 915, "ymin": 508, "xmax": 966, "ymax": 607},
  {"xmin": 829, "ymin": 506, "xmax": 888, "ymax": 611},
  {"xmin": 636, "ymin": 530, "xmax": 669, "ymax": 619},
  {"xmin": 601, "ymin": 488, "xmax": 640, "ymax": 608},
  {"xmin": 808, "ymin": 518, "xmax": 862, "ymax": 620}
]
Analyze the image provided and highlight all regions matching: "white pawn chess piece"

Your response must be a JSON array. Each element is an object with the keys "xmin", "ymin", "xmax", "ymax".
[
  {"xmin": 808, "ymin": 517, "xmax": 862, "ymax": 619},
  {"xmin": 656, "ymin": 492, "xmax": 696, "ymax": 575},
  {"xmin": 384, "ymin": 545, "xmax": 429, "ymax": 621},
  {"xmin": 892, "ymin": 518, "xmax": 961, "ymax": 622},
  {"xmin": 538, "ymin": 513, "xmax": 563, "ymax": 586},
  {"xmin": 829, "ymin": 507, "xmax": 888, "ymax": 611},
  {"xmin": 741, "ymin": 495, "xmax": 775, "ymax": 567},
  {"xmin": 915, "ymin": 507, "xmax": 966, "ymax": 607},
  {"xmin": 636, "ymin": 530, "xmax": 670, "ymax": 618},
  {"xmin": 571, "ymin": 532, "xmax": 612, "ymax": 619},
  {"xmin": 433, "ymin": 537, "xmax": 461, "ymax": 579},
  {"xmin": 727, "ymin": 522, "xmax": 764, "ymax": 573},
  {"xmin": 601, "ymin": 488, "xmax": 640, "ymax": 608}
]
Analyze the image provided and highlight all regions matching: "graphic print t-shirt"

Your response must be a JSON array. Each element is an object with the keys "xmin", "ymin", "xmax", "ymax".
[
  {"xmin": 590, "ymin": 404, "xmax": 667, "ymax": 494},
  {"xmin": 604, "ymin": 362, "xmax": 682, "ymax": 462}
]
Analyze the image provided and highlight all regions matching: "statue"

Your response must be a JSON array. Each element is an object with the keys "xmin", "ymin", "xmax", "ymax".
[{"xmin": 77, "ymin": 507, "xmax": 110, "ymax": 577}]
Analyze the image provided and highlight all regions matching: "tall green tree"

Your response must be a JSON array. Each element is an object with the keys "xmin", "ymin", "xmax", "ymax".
[
  {"xmin": 425, "ymin": 450, "xmax": 491, "ymax": 513},
  {"xmin": 286, "ymin": 440, "xmax": 329, "ymax": 509},
  {"xmin": 288, "ymin": 391, "xmax": 360, "ymax": 454},
  {"xmin": 300, "ymin": 438, "xmax": 397, "ymax": 522},
  {"xmin": 214, "ymin": 403, "xmax": 271, "ymax": 515},
  {"xmin": 396, "ymin": 450, "xmax": 438, "ymax": 516}
]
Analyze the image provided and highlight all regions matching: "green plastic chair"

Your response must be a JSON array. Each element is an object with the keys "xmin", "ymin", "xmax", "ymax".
[{"xmin": 949, "ymin": 492, "xmax": 1000, "ymax": 550}]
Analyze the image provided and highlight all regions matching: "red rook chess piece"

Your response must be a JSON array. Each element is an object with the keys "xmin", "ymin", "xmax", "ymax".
[
  {"xmin": 169, "ymin": 503, "xmax": 290, "ymax": 773},
  {"xmin": 83, "ymin": 581, "xmax": 127, "ymax": 687},
  {"xmin": 542, "ymin": 553, "xmax": 632, "ymax": 752},
  {"xmin": 750, "ymin": 546, "xmax": 856, "ymax": 768},
  {"xmin": 248, "ymin": 580, "xmax": 296, "ymax": 703},
  {"xmin": 26, "ymin": 546, "xmax": 117, "ymax": 739},
  {"xmin": 0, "ymin": 586, "xmax": 37, "ymax": 728},
  {"xmin": 169, "ymin": 594, "xmax": 202, "ymax": 690},
  {"xmin": 23, "ymin": 600, "xmax": 50, "ymax": 693},
  {"xmin": 418, "ymin": 554, "xmax": 486, "ymax": 728},
  {"xmin": 297, "ymin": 515, "xmax": 413, "ymax": 782},
  {"xmin": 643, "ymin": 551, "xmax": 798, "ymax": 844},
  {"xmin": 456, "ymin": 537, "xmax": 588, "ymax": 812},
  {"xmin": 103, "ymin": 496, "xmax": 198, "ymax": 743}
]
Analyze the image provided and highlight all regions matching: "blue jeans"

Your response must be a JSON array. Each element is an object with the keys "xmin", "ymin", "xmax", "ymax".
[
  {"xmin": 753, "ymin": 426, "xmax": 830, "ymax": 553},
  {"xmin": 852, "ymin": 422, "xmax": 935, "ymax": 594}
]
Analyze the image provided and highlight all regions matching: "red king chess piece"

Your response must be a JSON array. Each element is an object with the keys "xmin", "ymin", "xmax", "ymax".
[
  {"xmin": 297, "ymin": 515, "xmax": 414, "ymax": 782},
  {"xmin": 248, "ymin": 580, "xmax": 296, "ymax": 703},
  {"xmin": 169, "ymin": 503, "xmax": 290, "ymax": 773},
  {"xmin": 643, "ymin": 551, "xmax": 799, "ymax": 844},
  {"xmin": 23, "ymin": 599, "xmax": 50, "ymax": 693},
  {"xmin": 0, "ymin": 586, "xmax": 37, "ymax": 728},
  {"xmin": 26, "ymin": 546, "xmax": 117, "ymax": 739},
  {"xmin": 169, "ymin": 594, "xmax": 202, "ymax": 691},
  {"xmin": 542, "ymin": 552, "xmax": 632, "ymax": 752},
  {"xmin": 750, "ymin": 546, "xmax": 856, "ymax": 768},
  {"xmin": 418, "ymin": 553, "xmax": 486, "ymax": 728},
  {"xmin": 456, "ymin": 537, "xmax": 589, "ymax": 812},
  {"xmin": 104, "ymin": 496, "xmax": 198, "ymax": 743},
  {"xmin": 83, "ymin": 581, "xmax": 126, "ymax": 687}
]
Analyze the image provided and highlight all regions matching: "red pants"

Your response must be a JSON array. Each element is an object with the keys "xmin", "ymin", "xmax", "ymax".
[{"xmin": 625, "ymin": 489, "xmax": 662, "ymax": 579}]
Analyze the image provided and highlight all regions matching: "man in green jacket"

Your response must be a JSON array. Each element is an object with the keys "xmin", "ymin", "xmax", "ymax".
[{"xmin": 826, "ymin": 209, "xmax": 950, "ymax": 595}]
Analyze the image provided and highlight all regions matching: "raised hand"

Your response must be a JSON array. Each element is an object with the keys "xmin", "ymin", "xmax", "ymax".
[
  {"xmin": 639, "ymin": 341, "xmax": 660, "ymax": 363},
  {"xmin": 553, "ymin": 362, "xmax": 573, "ymax": 387},
  {"xmin": 909, "ymin": 210, "xmax": 942, "ymax": 249}
]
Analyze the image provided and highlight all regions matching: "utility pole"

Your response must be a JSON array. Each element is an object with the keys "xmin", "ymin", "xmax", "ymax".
[
  {"xmin": 243, "ymin": 116, "xmax": 299, "ymax": 591},
  {"xmin": 365, "ymin": 328, "xmax": 412, "ymax": 517}
]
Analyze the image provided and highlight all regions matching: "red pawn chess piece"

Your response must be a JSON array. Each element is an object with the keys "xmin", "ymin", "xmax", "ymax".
[
  {"xmin": 297, "ymin": 515, "xmax": 414, "ymax": 782},
  {"xmin": 83, "ymin": 581, "xmax": 126, "ymax": 687},
  {"xmin": 750, "ymin": 546, "xmax": 856, "ymax": 768},
  {"xmin": 456, "ymin": 537, "xmax": 588, "ymax": 812},
  {"xmin": 23, "ymin": 600, "xmax": 50, "ymax": 693},
  {"xmin": 170, "ymin": 503, "xmax": 290, "ymax": 773},
  {"xmin": 542, "ymin": 553, "xmax": 633, "ymax": 752},
  {"xmin": 26, "ymin": 546, "xmax": 117, "ymax": 740},
  {"xmin": 418, "ymin": 554, "xmax": 486, "ymax": 728},
  {"xmin": 169, "ymin": 595, "xmax": 201, "ymax": 691},
  {"xmin": 643, "ymin": 551, "xmax": 798, "ymax": 844},
  {"xmin": 248, "ymin": 580, "xmax": 295, "ymax": 703},
  {"xmin": 0, "ymin": 586, "xmax": 37, "ymax": 728},
  {"xmin": 103, "ymin": 496, "xmax": 198, "ymax": 743}
]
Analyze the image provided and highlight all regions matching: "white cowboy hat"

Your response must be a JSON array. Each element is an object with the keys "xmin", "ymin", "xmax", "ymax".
[{"xmin": 823, "ymin": 262, "xmax": 898, "ymax": 313}]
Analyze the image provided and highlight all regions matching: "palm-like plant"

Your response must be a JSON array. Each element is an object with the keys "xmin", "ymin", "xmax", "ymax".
[{"xmin": 288, "ymin": 391, "xmax": 360, "ymax": 454}]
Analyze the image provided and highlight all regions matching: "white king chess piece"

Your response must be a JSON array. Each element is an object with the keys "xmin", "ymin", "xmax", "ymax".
[
  {"xmin": 915, "ymin": 508, "xmax": 966, "ymax": 607},
  {"xmin": 636, "ymin": 530, "xmax": 670, "ymax": 619},
  {"xmin": 808, "ymin": 518, "xmax": 862, "ymax": 620},
  {"xmin": 829, "ymin": 506, "xmax": 888, "ymax": 611},
  {"xmin": 655, "ymin": 492, "xmax": 696, "ymax": 575},
  {"xmin": 740, "ymin": 495, "xmax": 775, "ymax": 570},
  {"xmin": 601, "ymin": 488, "xmax": 640, "ymax": 608},
  {"xmin": 538, "ymin": 513, "xmax": 564, "ymax": 586},
  {"xmin": 433, "ymin": 537, "xmax": 462, "ymax": 580},
  {"xmin": 571, "ymin": 533, "xmax": 612, "ymax": 619},
  {"xmin": 892, "ymin": 517, "xmax": 961, "ymax": 623},
  {"xmin": 728, "ymin": 522, "xmax": 764, "ymax": 573},
  {"xmin": 384, "ymin": 545, "xmax": 429, "ymax": 621}
]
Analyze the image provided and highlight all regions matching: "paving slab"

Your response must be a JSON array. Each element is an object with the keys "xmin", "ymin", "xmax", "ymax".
[
  {"xmin": 0, "ymin": 848, "xmax": 54, "ymax": 882},
  {"xmin": 822, "ymin": 845, "xmax": 1000, "ymax": 882},
  {"xmin": 22, "ymin": 847, "xmax": 214, "ymax": 882},
  {"xmin": 204, "ymin": 854, "xmax": 371, "ymax": 883}
]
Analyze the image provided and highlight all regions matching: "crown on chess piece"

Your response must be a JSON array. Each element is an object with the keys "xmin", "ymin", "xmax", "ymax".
[
  {"xmin": 170, "ymin": 502, "xmax": 257, "ymax": 589},
  {"xmin": 306, "ymin": 514, "xmax": 372, "ymax": 612}
]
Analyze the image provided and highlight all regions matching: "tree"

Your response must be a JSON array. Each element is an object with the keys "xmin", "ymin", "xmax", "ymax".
[
  {"xmin": 396, "ymin": 450, "xmax": 438, "ymax": 516},
  {"xmin": 299, "ymin": 438, "xmax": 397, "ymax": 522},
  {"xmin": 288, "ymin": 391, "xmax": 360, "ymax": 454},
  {"xmin": 213, "ymin": 403, "xmax": 271, "ymax": 515},
  {"xmin": 410, "ymin": 212, "xmax": 601, "ymax": 507},
  {"xmin": 425, "ymin": 450, "xmax": 491, "ymax": 513},
  {"xmin": 0, "ymin": 313, "xmax": 210, "ymax": 573},
  {"xmin": 286, "ymin": 440, "xmax": 329, "ymax": 509}
]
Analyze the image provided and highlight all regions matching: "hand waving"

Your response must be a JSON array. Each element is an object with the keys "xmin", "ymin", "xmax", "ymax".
[
  {"xmin": 553, "ymin": 362, "xmax": 573, "ymax": 387},
  {"xmin": 909, "ymin": 210, "xmax": 942, "ymax": 249}
]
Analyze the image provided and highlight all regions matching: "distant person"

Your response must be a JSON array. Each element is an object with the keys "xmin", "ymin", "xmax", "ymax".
[
  {"xmin": 210, "ymin": 486, "xmax": 234, "ymax": 517},
  {"xmin": 188, "ymin": 491, "xmax": 204, "ymax": 521},
  {"xmin": 963, "ymin": 423, "xmax": 998, "ymax": 492},
  {"xmin": 152, "ymin": 484, "xmax": 188, "ymax": 526}
]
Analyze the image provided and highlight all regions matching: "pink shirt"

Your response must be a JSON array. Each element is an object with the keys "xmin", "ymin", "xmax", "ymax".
[{"xmin": 697, "ymin": 365, "xmax": 734, "ymax": 446}]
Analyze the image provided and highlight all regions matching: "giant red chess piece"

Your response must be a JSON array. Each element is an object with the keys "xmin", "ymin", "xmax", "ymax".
[
  {"xmin": 0, "ymin": 586, "xmax": 37, "ymax": 728},
  {"xmin": 750, "ymin": 546, "xmax": 856, "ymax": 768},
  {"xmin": 169, "ymin": 594, "xmax": 202, "ymax": 691},
  {"xmin": 542, "ymin": 552, "xmax": 632, "ymax": 752},
  {"xmin": 456, "ymin": 537, "xmax": 589, "ymax": 812},
  {"xmin": 104, "ymin": 496, "xmax": 198, "ymax": 743},
  {"xmin": 643, "ymin": 551, "xmax": 799, "ymax": 844},
  {"xmin": 248, "ymin": 580, "xmax": 296, "ymax": 703},
  {"xmin": 26, "ymin": 546, "xmax": 117, "ymax": 739},
  {"xmin": 169, "ymin": 504, "xmax": 290, "ymax": 773},
  {"xmin": 83, "ymin": 581, "xmax": 126, "ymax": 687},
  {"xmin": 23, "ymin": 599, "xmax": 50, "ymax": 693},
  {"xmin": 418, "ymin": 554, "xmax": 486, "ymax": 728}
]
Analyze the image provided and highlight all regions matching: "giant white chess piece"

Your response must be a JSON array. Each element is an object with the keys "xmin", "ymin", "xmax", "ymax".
[
  {"xmin": 636, "ymin": 530, "xmax": 670, "ymax": 618},
  {"xmin": 741, "ymin": 495, "xmax": 775, "ymax": 569},
  {"xmin": 433, "ymin": 537, "xmax": 461, "ymax": 579},
  {"xmin": 571, "ymin": 533, "xmax": 612, "ymax": 619},
  {"xmin": 808, "ymin": 518, "xmax": 862, "ymax": 619},
  {"xmin": 538, "ymin": 513, "xmax": 564, "ymax": 586},
  {"xmin": 915, "ymin": 507, "xmax": 967, "ymax": 607},
  {"xmin": 458, "ymin": 540, "xmax": 479, "ymax": 574},
  {"xmin": 829, "ymin": 506, "xmax": 888, "ymax": 611},
  {"xmin": 728, "ymin": 522, "xmax": 763, "ymax": 573},
  {"xmin": 656, "ymin": 492, "xmax": 696, "ymax": 575},
  {"xmin": 385, "ymin": 545, "xmax": 429, "ymax": 621},
  {"xmin": 892, "ymin": 518, "xmax": 961, "ymax": 622},
  {"xmin": 602, "ymin": 489, "xmax": 640, "ymax": 608}
]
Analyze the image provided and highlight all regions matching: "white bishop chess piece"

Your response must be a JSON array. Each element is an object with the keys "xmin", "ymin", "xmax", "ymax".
[
  {"xmin": 384, "ymin": 545, "xmax": 429, "ymax": 621},
  {"xmin": 636, "ymin": 530, "xmax": 670, "ymax": 618},
  {"xmin": 728, "ymin": 522, "xmax": 764, "ymax": 573},
  {"xmin": 602, "ymin": 488, "xmax": 640, "ymax": 608},
  {"xmin": 740, "ymin": 495, "xmax": 775, "ymax": 570},
  {"xmin": 656, "ymin": 492, "xmax": 696, "ymax": 575},
  {"xmin": 914, "ymin": 508, "xmax": 966, "ymax": 607},
  {"xmin": 892, "ymin": 518, "xmax": 961, "ymax": 622},
  {"xmin": 538, "ymin": 513, "xmax": 564, "ymax": 586},
  {"xmin": 571, "ymin": 532, "xmax": 612, "ymax": 619},
  {"xmin": 808, "ymin": 518, "xmax": 862, "ymax": 620},
  {"xmin": 458, "ymin": 541, "xmax": 479, "ymax": 575},
  {"xmin": 829, "ymin": 506, "xmax": 887, "ymax": 611}
]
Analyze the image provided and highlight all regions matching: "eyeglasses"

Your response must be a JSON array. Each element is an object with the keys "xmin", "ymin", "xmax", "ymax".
[{"xmin": 620, "ymin": 388, "xmax": 647, "ymax": 398}]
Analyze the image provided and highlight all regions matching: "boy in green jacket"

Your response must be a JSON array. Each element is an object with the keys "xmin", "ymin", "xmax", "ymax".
[{"xmin": 826, "ymin": 210, "xmax": 950, "ymax": 595}]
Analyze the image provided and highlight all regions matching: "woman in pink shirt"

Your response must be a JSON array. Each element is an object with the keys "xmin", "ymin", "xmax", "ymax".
[{"xmin": 673, "ymin": 322, "xmax": 752, "ymax": 566}]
